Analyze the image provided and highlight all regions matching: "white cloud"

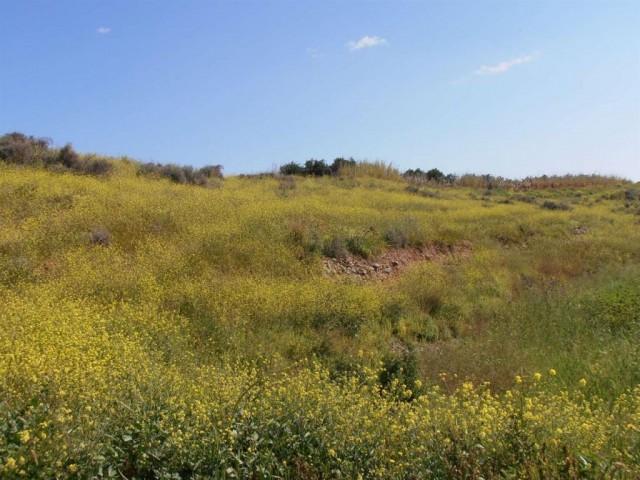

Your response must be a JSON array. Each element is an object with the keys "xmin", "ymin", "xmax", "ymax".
[
  {"xmin": 347, "ymin": 35, "xmax": 387, "ymax": 51},
  {"xmin": 306, "ymin": 48, "xmax": 327, "ymax": 59},
  {"xmin": 96, "ymin": 26, "xmax": 111, "ymax": 34},
  {"xmin": 475, "ymin": 51, "xmax": 541, "ymax": 75}
]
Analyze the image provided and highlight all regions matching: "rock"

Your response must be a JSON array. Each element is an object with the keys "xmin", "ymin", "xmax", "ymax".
[
  {"xmin": 372, "ymin": 263, "xmax": 380, "ymax": 270},
  {"xmin": 383, "ymin": 267, "xmax": 392, "ymax": 274},
  {"xmin": 391, "ymin": 260, "xmax": 399, "ymax": 267}
]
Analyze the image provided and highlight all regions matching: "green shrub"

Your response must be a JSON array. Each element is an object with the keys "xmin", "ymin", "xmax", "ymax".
[
  {"xmin": 323, "ymin": 236, "xmax": 348, "ymax": 260},
  {"xmin": 513, "ymin": 194, "xmax": 537, "ymax": 203},
  {"xmin": 417, "ymin": 315, "xmax": 439, "ymax": 342},
  {"xmin": 379, "ymin": 346, "xmax": 420, "ymax": 399},
  {"xmin": 346, "ymin": 234, "xmax": 375, "ymax": 259},
  {"xmin": 304, "ymin": 159, "xmax": 331, "ymax": 176},
  {"xmin": 330, "ymin": 157, "xmax": 356, "ymax": 174},
  {"xmin": 541, "ymin": 200, "xmax": 572, "ymax": 211},
  {"xmin": 586, "ymin": 280, "xmax": 640, "ymax": 332},
  {"xmin": 403, "ymin": 168, "xmax": 452, "ymax": 183},
  {"xmin": 279, "ymin": 162, "xmax": 304, "ymax": 176}
]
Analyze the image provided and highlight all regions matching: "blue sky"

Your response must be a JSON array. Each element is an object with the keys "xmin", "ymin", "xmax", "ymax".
[{"xmin": 1, "ymin": 1, "xmax": 639, "ymax": 179}]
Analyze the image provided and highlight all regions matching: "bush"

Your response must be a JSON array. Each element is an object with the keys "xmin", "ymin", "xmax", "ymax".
[
  {"xmin": 161, "ymin": 164, "xmax": 188, "ymax": 184},
  {"xmin": 82, "ymin": 157, "xmax": 112, "ymax": 175},
  {"xmin": 198, "ymin": 164, "xmax": 223, "ymax": 179},
  {"xmin": 304, "ymin": 159, "xmax": 331, "ymax": 176},
  {"xmin": 426, "ymin": 168, "xmax": 444, "ymax": 182},
  {"xmin": 330, "ymin": 157, "xmax": 356, "ymax": 174},
  {"xmin": 541, "ymin": 200, "xmax": 572, "ymax": 211},
  {"xmin": 379, "ymin": 346, "xmax": 420, "ymax": 399},
  {"xmin": 404, "ymin": 168, "xmax": 453, "ymax": 184},
  {"xmin": 323, "ymin": 236, "xmax": 348, "ymax": 260},
  {"xmin": 586, "ymin": 279, "xmax": 640, "ymax": 332},
  {"xmin": 346, "ymin": 235, "xmax": 374, "ymax": 259},
  {"xmin": 90, "ymin": 227, "xmax": 112, "ymax": 247},
  {"xmin": 138, "ymin": 162, "xmax": 223, "ymax": 185},
  {"xmin": 0, "ymin": 133, "xmax": 115, "ymax": 175},
  {"xmin": 384, "ymin": 227, "xmax": 409, "ymax": 248},
  {"xmin": 513, "ymin": 194, "xmax": 537, "ymax": 204},
  {"xmin": 0, "ymin": 132, "xmax": 53, "ymax": 166},
  {"xmin": 416, "ymin": 315, "xmax": 439, "ymax": 342},
  {"xmin": 58, "ymin": 143, "xmax": 81, "ymax": 169},
  {"xmin": 279, "ymin": 162, "xmax": 305, "ymax": 176}
]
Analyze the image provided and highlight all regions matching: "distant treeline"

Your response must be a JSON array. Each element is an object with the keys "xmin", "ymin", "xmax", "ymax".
[
  {"xmin": 1, "ymin": 132, "xmax": 630, "ymax": 190},
  {"xmin": 279, "ymin": 159, "xmax": 455, "ymax": 181},
  {"xmin": 281, "ymin": 160, "xmax": 629, "ymax": 190},
  {"xmin": 280, "ymin": 157, "xmax": 358, "ymax": 176},
  {"xmin": 0, "ymin": 132, "xmax": 223, "ymax": 186}
]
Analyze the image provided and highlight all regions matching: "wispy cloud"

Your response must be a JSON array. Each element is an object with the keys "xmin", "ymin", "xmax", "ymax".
[
  {"xmin": 96, "ymin": 26, "xmax": 111, "ymax": 34},
  {"xmin": 475, "ymin": 51, "xmax": 541, "ymax": 75},
  {"xmin": 347, "ymin": 35, "xmax": 387, "ymax": 52},
  {"xmin": 306, "ymin": 48, "xmax": 327, "ymax": 59}
]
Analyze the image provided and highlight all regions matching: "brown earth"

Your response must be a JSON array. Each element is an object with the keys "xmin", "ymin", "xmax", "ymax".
[{"xmin": 322, "ymin": 241, "xmax": 472, "ymax": 281}]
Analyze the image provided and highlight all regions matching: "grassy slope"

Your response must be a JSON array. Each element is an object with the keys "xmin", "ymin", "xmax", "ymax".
[{"xmin": 1, "ymin": 163, "xmax": 639, "ymax": 478}]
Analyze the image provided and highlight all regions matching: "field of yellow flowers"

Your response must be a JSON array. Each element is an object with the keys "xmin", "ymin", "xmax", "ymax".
[{"xmin": 1, "ymin": 161, "xmax": 639, "ymax": 478}]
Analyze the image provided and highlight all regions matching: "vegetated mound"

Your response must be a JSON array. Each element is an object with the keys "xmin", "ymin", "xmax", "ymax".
[
  {"xmin": 323, "ymin": 242, "xmax": 472, "ymax": 280},
  {"xmin": 1, "ymin": 138, "xmax": 640, "ymax": 478},
  {"xmin": 0, "ymin": 132, "xmax": 224, "ymax": 186}
]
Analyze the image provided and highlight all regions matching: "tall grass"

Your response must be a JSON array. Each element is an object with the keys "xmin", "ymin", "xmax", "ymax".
[{"xmin": 337, "ymin": 160, "xmax": 403, "ymax": 181}]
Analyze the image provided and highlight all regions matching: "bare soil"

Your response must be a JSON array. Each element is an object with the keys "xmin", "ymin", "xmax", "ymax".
[{"xmin": 322, "ymin": 241, "xmax": 472, "ymax": 281}]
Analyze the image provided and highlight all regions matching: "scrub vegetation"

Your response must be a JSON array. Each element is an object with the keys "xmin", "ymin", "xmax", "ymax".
[{"xmin": 1, "ymin": 136, "xmax": 639, "ymax": 478}]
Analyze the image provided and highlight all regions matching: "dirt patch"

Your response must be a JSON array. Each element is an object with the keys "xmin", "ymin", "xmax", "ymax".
[{"xmin": 322, "ymin": 241, "xmax": 472, "ymax": 281}]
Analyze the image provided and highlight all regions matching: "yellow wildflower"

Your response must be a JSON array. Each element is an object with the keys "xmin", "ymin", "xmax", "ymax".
[{"xmin": 18, "ymin": 430, "xmax": 30, "ymax": 444}]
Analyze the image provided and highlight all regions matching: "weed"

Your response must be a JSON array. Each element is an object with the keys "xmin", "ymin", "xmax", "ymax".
[
  {"xmin": 384, "ymin": 227, "xmax": 409, "ymax": 248},
  {"xmin": 379, "ymin": 346, "xmax": 420, "ymax": 399},
  {"xmin": 541, "ymin": 200, "xmax": 572, "ymax": 211},
  {"xmin": 90, "ymin": 227, "xmax": 112, "ymax": 247},
  {"xmin": 277, "ymin": 175, "xmax": 297, "ymax": 196},
  {"xmin": 323, "ymin": 236, "xmax": 348, "ymax": 260}
]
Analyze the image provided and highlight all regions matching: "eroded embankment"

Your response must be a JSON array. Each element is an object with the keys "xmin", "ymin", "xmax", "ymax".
[{"xmin": 322, "ymin": 241, "xmax": 472, "ymax": 280}]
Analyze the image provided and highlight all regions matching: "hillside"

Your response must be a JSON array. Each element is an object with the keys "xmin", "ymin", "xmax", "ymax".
[{"xmin": 1, "ymin": 152, "xmax": 639, "ymax": 478}]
